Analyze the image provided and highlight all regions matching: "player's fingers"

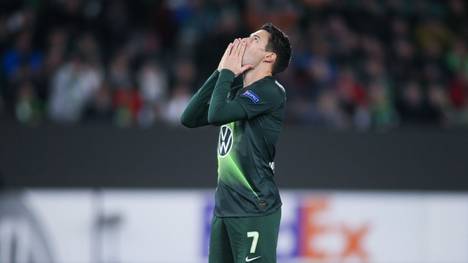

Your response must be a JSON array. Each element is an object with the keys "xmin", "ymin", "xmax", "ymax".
[
  {"xmin": 233, "ymin": 39, "xmax": 240, "ymax": 52},
  {"xmin": 238, "ymin": 39, "xmax": 247, "ymax": 57},
  {"xmin": 235, "ymin": 39, "xmax": 242, "ymax": 57},
  {"xmin": 236, "ymin": 38, "xmax": 245, "ymax": 56},
  {"xmin": 224, "ymin": 42, "xmax": 233, "ymax": 57},
  {"xmin": 231, "ymin": 38, "xmax": 240, "ymax": 56},
  {"xmin": 239, "ymin": 64, "xmax": 254, "ymax": 74}
]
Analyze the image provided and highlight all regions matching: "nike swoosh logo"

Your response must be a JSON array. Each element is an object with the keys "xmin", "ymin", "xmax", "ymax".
[{"xmin": 245, "ymin": 256, "xmax": 261, "ymax": 262}]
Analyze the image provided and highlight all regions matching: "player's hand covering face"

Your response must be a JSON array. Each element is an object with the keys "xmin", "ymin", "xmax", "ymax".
[{"xmin": 219, "ymin": 38, "xmax": 254, "ymax": 76}]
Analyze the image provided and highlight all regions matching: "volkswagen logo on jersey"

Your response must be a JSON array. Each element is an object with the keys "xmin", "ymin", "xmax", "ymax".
[{"xmin": 218, "ymin": 125, "xmax": 233, "ymax": 157}]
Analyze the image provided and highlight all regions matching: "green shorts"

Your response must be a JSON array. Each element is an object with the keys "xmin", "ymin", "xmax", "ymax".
[{"xmin": 208, "ymin": 208, "xmax": 281, "ymax": 263}]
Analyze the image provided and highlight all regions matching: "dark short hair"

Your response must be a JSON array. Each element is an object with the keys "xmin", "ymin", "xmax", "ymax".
[{"xmin": 261, "ymin": 23, "xmax": 291, "ymax": 75}]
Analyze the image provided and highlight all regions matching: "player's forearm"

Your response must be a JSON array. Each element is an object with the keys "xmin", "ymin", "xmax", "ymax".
[
  {"xmin": 208, "ymin": 69, "xmax": 247, "ymax": 125},
  {"xmin": 181, "ymin": 70, "xmax": 219, "ymax": 128}
]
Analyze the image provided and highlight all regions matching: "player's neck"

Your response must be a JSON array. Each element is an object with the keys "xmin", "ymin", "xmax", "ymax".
[{"xmin": 243, "ymin": 66, "xmax": 272, "ymax": 88}]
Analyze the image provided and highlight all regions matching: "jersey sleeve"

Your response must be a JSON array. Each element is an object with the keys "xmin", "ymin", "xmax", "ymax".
[
  {"xmin": 180, "ymin": 70, "xmax": 219, "ymax": 128},
  {"xmin": 207, "ymin": 69, "xmax": 248, "ymax": 125},
  {"xmin": 233, "ymin": 81, "xmax": 285, "ymax": 119}
]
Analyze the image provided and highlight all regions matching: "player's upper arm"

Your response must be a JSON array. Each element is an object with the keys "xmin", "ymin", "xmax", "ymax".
[
  {"xmin": 233, "ymin": 82, "xmax": 285, "ymax": 120},
  {"xmin": 207, "ymin": 100, "xmax": 247, "ymax": 126}
]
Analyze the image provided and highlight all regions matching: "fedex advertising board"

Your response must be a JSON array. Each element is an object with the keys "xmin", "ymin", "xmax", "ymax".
[{"xmin": 0, "ymin": 190, "xmax": 467, "ymax": 263}]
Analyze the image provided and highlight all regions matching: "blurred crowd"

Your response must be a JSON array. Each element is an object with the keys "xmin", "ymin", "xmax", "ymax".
[{"xmin": 1, "ymin": 0, "xmax": 468, "ymax": 129}]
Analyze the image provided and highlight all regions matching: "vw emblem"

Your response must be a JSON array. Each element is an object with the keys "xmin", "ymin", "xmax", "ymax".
[{"xmin": 218, "ymin": 125, "xmax": 233, "ymax": 157}]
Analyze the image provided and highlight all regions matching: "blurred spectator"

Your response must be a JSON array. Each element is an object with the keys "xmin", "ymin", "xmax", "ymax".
[
  {"xmin": 368, "ymin": 81, "xmax": 398, "ymax": 129},
  {"xmin": 108, "ymin": 50, "xmax": 132, "ymax": 91},
  {"xmin": 335, "ymin": 69, "xmax": 370, "ymax": 129},
  {"xmin": 85, "ymin": 81, "xmax": 112, "ymax": 122},
  {"xmin": 2, "ymin": 30, "xmax": 43, "ymax": 102},
  {"xmin": 173, "ymin": 58, "xmax": 195, "ymax": 87},
  {"xmin": 427, "ymin": 84, "xmax": 452, "ymax": 126},
  {"xmin": 137, "ymin": 60, "xmax": 168, "ymax": 126},
  {"xmin": 48, "ymin": 53, "xmax": 102, "ymax": 123},
  {"xmin": 449, "ymin": 71, "xmax": 468, "ymax": 126},
  {"xmin": 15, "ymin": 80, "xmax": 42, "ymax": 125},
  {"xmin": 314, "ymin": 89, "xmax": 348, "ymax": 129},
  {"xmin": 446, "ymin": 38, "xmax": 468, "ymax": 76},
  {"xmin": 0, "ymin": 0, "xmax": 467, "ymax": 130},
  {"xmin": 390, "ymin": 37, "xmax": 416, "ymax": 84},
  {"xmin": 449, "ymin": 72, "xmax": 468, "ymax": 110},
  {"xmin": 3, "ymin": 31, "xmax": 42, "ymax": 81},
  {"xmin": 164, "ymin": 83, "xmax": 190, "ymax": 125},
  {"xmin": 107, "ymin": 49, "xmax": 141, "ymax": 127},
  {"xmin": 113, "ymin": 87, "xmax": 142, "ymax": 127},
  {"xmin": 396, "ymin": 81, "xmax": 443, "ymax": 126},
  {"xmin": 42, "ymin": 28, "xmax": 68, "ymax": 93},
  {"xmin": 77, "ymin": 32, "xmax": 101, "ymax": 66}
]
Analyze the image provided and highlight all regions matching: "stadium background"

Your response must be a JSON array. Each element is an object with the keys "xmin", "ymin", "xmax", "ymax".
[{"xmin": 1, "ymin": 0, "xmax": 468, "ymax": 262}]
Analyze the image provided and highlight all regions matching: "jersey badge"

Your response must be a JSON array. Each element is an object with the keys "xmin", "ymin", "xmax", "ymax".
[{"xmin": 241, "ymin": 90, "xmax": 260, "ymax": 104}]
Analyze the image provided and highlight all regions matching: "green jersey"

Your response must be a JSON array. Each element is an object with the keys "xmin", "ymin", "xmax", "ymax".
[{"xmin": 181, "ymin": 69, "xmax": 287, "ymax": 217}]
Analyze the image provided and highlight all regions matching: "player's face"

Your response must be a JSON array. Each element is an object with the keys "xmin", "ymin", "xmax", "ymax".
[{"xmin": 242, "ymin": 30, "xmax": 271, "ymax": 68}]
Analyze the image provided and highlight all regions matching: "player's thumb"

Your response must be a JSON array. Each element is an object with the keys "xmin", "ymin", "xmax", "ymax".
[{"xmin": 240, "ymin": 64, "xmax": 254, "ymax": 73}]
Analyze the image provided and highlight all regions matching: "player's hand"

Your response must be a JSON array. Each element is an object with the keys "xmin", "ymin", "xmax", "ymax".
[
  {"xmin": 217, "ymin": 41, "xmax": 233, "ymax": 71},
  {"xmin": 220, "ymin": 38, "xmax": 253, "ymax": 76}
]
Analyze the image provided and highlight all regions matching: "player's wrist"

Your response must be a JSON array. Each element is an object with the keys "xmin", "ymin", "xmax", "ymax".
[{"xmin": 219, "ymin": 68, "xmax": 236, "ymax": 79}]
